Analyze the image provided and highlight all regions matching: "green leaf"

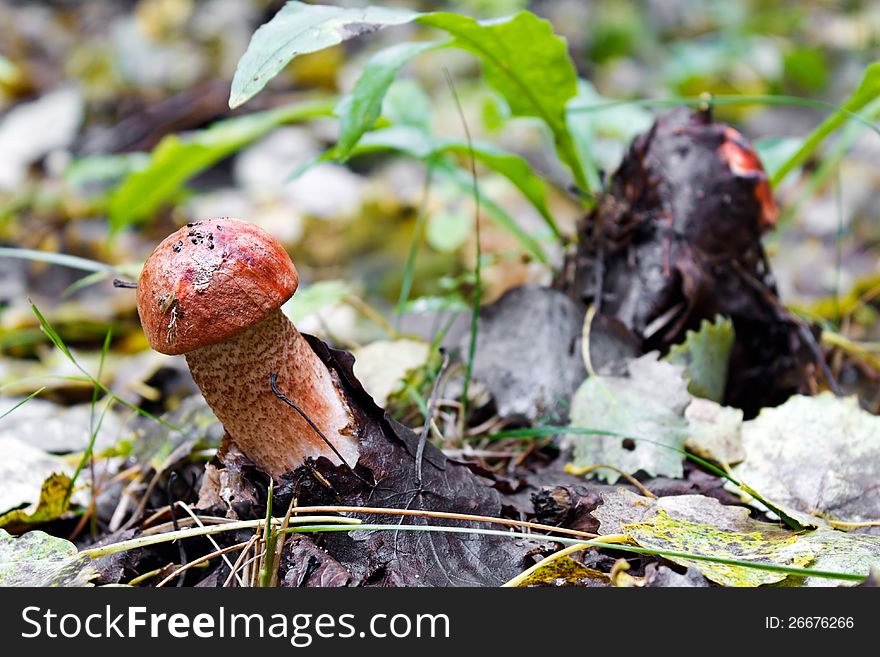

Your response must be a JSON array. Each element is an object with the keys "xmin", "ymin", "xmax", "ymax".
[
  {"xmin": 426, "ymin": 210, "xmax": 471, "ymax": 252},
  {"xmin": 335, "ymin": 40, "xmax": 442, "ymax": 158},
  {"xmin": 436, "ymin": 159, "xmax": 548, "ymax": 263},
  {"xmin": 231, "ymin": 4, "xmax": 585, "ymax": 189},
  {"xmin": 440, "ymin": 140, "xmax": 560, "ymax": 238},
  {"xmin": 355, "ymin": 126, "xmax": 554, "ymax": 258},
  {"xmin": 0, "ymin": 388, "xmax": 45, "ymax": 422},
  {"xmin": 567, "ymin": 353, "xmax": 691, "ymax": 483},
  {"xmin": 64, "ymin": 152, "xmax": 150, "ymax": 189},
  {"xmin": 664, "ymin": 315, "xmax": 734, "ymax": 403},
  {"xmin": 383, "ymin": 78, "xmax": 433, "ymax": 129},
  {"xmin": 0, "ymin": 529, "xmax": 97, "ymax": 587},
  {"xmin": 772, "ymin": 61, "xmax": 880, "ymax": 186},
  {"xmin": 417, "ymin": 11, "xmax": 585, "ymax": 190},
  {"xmin": 108, "ymin": 101, "xmax": 333, "ymax": 231},
  {"xmin": 230, "ymin": 1, "xmax": 418, "ymax": 109}
]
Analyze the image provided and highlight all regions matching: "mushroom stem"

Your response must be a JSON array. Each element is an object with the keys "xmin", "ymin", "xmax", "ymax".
[{"xmin": 184, "ymin": 309, "xmax": 358, "ymax": 476}]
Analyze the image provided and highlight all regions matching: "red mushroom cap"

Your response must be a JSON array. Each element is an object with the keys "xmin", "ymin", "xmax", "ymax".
[
  {"xmin": 717, "ymin": 127, "xmax": 779, "ymax": 230},
  {"xmin": 137, "ymin": 218, "xmax": 298, "ymax": 355}
]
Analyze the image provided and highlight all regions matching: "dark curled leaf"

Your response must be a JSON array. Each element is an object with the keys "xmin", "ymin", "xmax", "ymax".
[
  {"xmin": 563, "ymin": 107, "xmax": 815, "ymax": 415},
  {"xmin": 280, "ymin": 535, "xmax": 354, "ymax": 588},
  {"xmin": 265, "ymin": 336, "xmax": 536, "ymax": 587}
]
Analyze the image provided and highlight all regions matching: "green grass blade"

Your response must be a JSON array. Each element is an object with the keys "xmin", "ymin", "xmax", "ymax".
[
  {"xmin": 284, "ymin": 524, "xmax": 866, "ymax": 583},
  {"xmin": 0, "ymin": 387, "xmax": 47, "ymax": 422}
]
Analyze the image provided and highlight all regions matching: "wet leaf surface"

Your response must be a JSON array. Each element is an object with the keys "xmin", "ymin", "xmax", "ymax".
[
  {"xmin": 592, "ymin": 490, "xmax": 880, "ymax": 586},
  {"xmin": 469, "ymin": 285, "xmax": 586, "ymax": 424},
  {"xmin": 568, "ymin": 353, "xmax": 690, "ymax": 483},
  {"xmin": 732, "ymin": 393, "xmax": 880, "ymax": 530},
  {"xmin": 0, "ymin": 529, "xmax": 97, "ymax": 587},
  {"xmin": 512, "ymin": 556, "xmax": 610, "ymax": 587}
]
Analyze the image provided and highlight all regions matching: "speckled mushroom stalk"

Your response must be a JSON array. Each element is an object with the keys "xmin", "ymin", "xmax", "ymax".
[{"xmin": 136, "ymin": 218, "xmax": 358, "ymax": 477}]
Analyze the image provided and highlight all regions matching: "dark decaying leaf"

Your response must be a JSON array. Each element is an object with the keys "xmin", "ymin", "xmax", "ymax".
[
  {"xmin": 280, "ymin": 535, "xmax": 354, "ymax": 588},
  {"xmin": 466, "ymin": 285, "xmax": 587, "ymax": 424},
  {"xmin": 202, "ymin": 335, "xmax": 536, "ymax": 587},
  {"xmin": 561, "ymin": 107, "xmax": 816, "ymax": 415}
]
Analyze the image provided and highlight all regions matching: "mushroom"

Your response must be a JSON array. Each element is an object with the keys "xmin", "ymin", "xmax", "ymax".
[{"xmin": 136, "ymin": 217, "xmax": 359, "ymax": 476}]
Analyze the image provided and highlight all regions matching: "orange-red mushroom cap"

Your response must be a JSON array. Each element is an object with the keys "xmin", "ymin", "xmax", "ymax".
[
  {"xmin": 717, "ymin": 127, "xmax": 779, "ymax": 230},
  {"xmin": 136, "ymin": 218, "xmax": 298, "ymax": 355}
]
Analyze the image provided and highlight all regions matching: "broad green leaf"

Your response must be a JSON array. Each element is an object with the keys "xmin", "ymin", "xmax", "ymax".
[
  {"xmin": 383, "ymin": 78, "xmax": 433, "ymax": 129},
  {"xmin": 293, "ymin": 129, "xmax": 557, "ymax": 260},
  {"xmin": 335, "ymin": 40, "xmax": 442, "ymax": 158},
  {"xmin": 108, "ymin": 101, "xmax": 333, "ymax": 231},
  {"xmin": 435, "ymin": 158, "xmax": 549, "ymax": 264},
  {"xmin": 0, "ymin": 529, "xmax": 97, "ymax": 587},
  {"xmin": 733, "ymin": 393, "xmax": 880, "ymax": 527},
  {"xmin": 664, "ymin": 315, "xmax": 734, "ymax": 403},
  {"xmin": 440, "ymin": 140, "xmax": 560, "ymax": 237},
  {"xmin": 229, "ymin": 2, "xmax": 418, "ymax": 109},
  {"xmin": 64, "ymin": 152, "xmax": 150, "ymax": 189},
  {"xmin": 231, "ymin": 4, "xmax": 585, "ymax": 188},
  {"xmin": 417, "ymin": 11, "xmax": 585, "ymax": 190},
  {"xmin": 567, "ymin": 353, "xmax": 691, "ymax": 483},
  {"xmin": 355, "ymin": 126, "xmax": 554, "ymax": 258},
  {"xmin": 772, "ymin": 61, "xmax": 880, "ymax": 185}
]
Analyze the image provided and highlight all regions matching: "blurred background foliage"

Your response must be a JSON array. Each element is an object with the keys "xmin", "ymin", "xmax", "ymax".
[{"xmin": 0, "ymin": 0, "xmax": 878, "ymax": 413}]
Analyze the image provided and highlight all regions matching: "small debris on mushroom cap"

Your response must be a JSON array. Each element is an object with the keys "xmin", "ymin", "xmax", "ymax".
[{"xmin": 136, "ymin": 217, "xmax": 298, "ymax": 355}]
